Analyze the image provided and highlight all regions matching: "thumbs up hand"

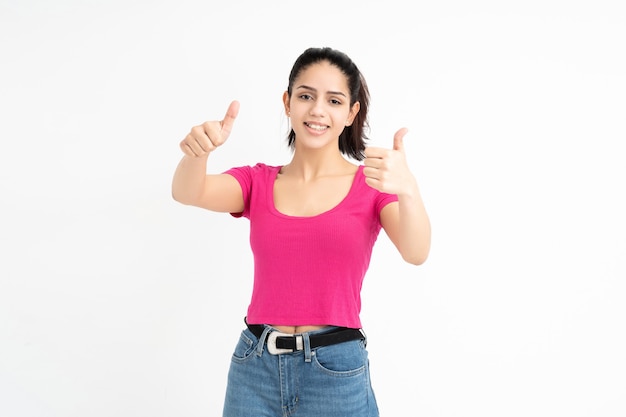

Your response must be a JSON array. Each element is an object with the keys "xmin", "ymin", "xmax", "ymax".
[
  {"xmin": 363, "ymin": 128, "xmax": 418, "ymax": 196},
  {"xmin": 180, "ymin": 100, "xmax": 240, "ymax": 157}
]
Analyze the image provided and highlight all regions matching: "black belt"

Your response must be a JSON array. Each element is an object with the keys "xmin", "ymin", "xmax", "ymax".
[{"xmin": 246, "ymin": 320, "xmax": 365, "ymax": 354}]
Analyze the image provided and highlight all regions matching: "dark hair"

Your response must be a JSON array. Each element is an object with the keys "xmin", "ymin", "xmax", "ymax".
[{"xmin": 286, "ymin": 47, "xmax": 370, "ymax": 161}]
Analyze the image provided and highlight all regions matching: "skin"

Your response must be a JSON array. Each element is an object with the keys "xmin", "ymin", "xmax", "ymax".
[{"xmin": 172, "ymin": 61, "xmax": 431, "ymax": 334}]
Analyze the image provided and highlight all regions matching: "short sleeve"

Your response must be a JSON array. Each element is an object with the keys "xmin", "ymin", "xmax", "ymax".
[
  {"xmin": 375, "ymin": 191, "xmax": 399, "ymax": 215},
  {"xmin": 223, "ymin": 165, "xmax": 253, "ymax": 218}
]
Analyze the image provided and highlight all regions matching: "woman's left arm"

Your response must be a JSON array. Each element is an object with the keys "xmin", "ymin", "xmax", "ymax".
[{"xmin": 363, "ymin": 128, "xmax": 431, "ymax": 265}]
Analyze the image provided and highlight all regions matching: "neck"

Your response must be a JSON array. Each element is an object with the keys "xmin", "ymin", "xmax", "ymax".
[{"xmin": 283, "ymin": 150, "xmax": 355, "ymax": 181}]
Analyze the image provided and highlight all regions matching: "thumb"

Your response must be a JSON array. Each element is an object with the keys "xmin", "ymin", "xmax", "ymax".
[
  {"xmin": 220, "ymin": 100, "xmax": 240, "ymax": 136},
  {"xmin": 393, "ymin": 127, "xmax": 408, "ymax": 152}
]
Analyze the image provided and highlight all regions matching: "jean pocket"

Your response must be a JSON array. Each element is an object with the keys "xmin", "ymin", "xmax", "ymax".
[
  {"xmin": 312, "ymin": 340, "xmax": 367, "ymax": 377},
  {"xmin": 231, "ymin": 329, "xmax": 256, "ymax": 363}
]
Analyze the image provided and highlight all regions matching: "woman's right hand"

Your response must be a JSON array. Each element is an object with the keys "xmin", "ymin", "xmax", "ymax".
[{"xmin": 179, "ymin": 100, "xmax": 240, "ymax": 157}]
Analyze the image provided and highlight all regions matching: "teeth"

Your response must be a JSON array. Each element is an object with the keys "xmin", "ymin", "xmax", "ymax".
[{"xmin": 306, "ymin": 123, "xmax": 327, "ymax": 131}]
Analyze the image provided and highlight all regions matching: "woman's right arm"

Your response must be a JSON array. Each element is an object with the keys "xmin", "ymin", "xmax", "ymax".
[{"xmin": 171, "ymin": 101, "xmax": 244, "ymax": 213}]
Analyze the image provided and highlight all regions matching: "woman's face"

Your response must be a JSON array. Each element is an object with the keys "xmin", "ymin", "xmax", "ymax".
[{"xmin": 284, "ymin": 61, "xmax": 360, "ymax": 153}]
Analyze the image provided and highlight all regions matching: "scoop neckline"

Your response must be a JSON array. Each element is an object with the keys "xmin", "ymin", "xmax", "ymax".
[{"xmin": 268, "ymin": 164, "xmax": 363, "ymax": 219}]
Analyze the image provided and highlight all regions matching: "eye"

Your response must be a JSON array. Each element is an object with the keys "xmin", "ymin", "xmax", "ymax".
[
  {"xmin": 298, "ymin": 94, "xmax": 313, "ymax": 101},
  {"xmin": 330, "ymin": 98, "xmax": 342, "ymax": 105}
]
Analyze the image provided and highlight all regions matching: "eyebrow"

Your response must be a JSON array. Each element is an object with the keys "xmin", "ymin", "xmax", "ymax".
[{"xmin": 295, "ymin": 84, "xmax": 347, "ymax": 98}]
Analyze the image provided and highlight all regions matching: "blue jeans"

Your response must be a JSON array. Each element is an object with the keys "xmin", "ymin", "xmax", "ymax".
[{"xmin": 222, "ymin": 325, "xmax": 379, "ymax": 417}]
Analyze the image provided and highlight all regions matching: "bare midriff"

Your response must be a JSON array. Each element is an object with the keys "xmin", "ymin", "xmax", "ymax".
[{"xmin": 271, "ymin": 325, "xmax": 329, "ymax": 334}]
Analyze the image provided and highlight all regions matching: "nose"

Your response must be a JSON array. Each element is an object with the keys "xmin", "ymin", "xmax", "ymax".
[{"xmin": 308, "ymin": 100, "xmax": 325, "ymax": 117}]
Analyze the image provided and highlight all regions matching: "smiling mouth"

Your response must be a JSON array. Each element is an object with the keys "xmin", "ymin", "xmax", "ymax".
[{"xmin": 304, "ymin": 122, "xmax": 329, "ymax": 131}]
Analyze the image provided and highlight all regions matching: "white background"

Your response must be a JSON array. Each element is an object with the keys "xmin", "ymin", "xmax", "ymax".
[{"xmin": 1, "ymin": 1, "xmax": 625, "ymax": 416}]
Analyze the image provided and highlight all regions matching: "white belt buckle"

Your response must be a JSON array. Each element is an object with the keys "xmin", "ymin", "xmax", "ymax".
[{"xmin": 267, "ymin": 331, "xmax": 303, "ymax": 355}]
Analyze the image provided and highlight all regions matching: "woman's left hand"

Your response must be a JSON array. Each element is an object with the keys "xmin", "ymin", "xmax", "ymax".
[{"xmin": 363, "ymin": 128, "xmax": 418, "ymax": 196}]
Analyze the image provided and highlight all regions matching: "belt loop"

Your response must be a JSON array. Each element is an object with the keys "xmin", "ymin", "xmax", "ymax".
[
  {"xmin": 303, "ymin": 332, "xmax": 312, "ymax": 363},
  {"xmin": 255, "ymin": 326, "xmax": 272, "ymax": 357}
]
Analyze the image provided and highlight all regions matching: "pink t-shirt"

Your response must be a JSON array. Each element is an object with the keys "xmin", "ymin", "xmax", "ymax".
[{"xmin": 225, "ymin": 163, "xmax": 398, "ymax": 329}]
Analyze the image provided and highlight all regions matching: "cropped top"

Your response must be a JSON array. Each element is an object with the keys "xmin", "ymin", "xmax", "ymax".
[{"xmin": 224, "ymin": 163, "xmax": 398, "ymax": 329}]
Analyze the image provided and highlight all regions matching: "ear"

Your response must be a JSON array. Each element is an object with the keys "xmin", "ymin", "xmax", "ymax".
[
  {"xmin": 282, "ymin": 91, "xmax": 290, "ymax": 116},
  {"xmin": 345, "ymin": 101, "xmax": 360, "ymax": 126}
]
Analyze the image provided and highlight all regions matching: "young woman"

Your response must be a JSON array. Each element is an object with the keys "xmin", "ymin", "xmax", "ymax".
[{"xmin": 172, "ymin": 47, "xmax": 431, "ymax": 417}]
